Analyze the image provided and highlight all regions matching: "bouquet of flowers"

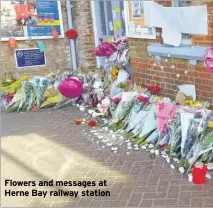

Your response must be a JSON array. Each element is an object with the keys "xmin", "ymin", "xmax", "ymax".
[
  {"xmin": 180, "ymin": 111, "xmax": 195, "ymax": 158},
  {"xmin": 0, "ymin": 75, "xmax": 30, "ymax": 95},
  {"xmin": 126, "ymin": 103, "xmax": 155, "ymax": 140},
  {"xmin": 123, "ymin": 95, "xmax": 149, "ymax": 130},
  {"xmin": 135, "ymin": 105, "xmax": 157, "ymax": 145},
  {"xmin": 167, "ymin": 115, "xmax": 182, "ymax": 159},
  {"xmin": 185, "ymin": 126, "xmax": 213, "ymax": 173},
  {"xmin": 32, "ymin": 77, "xmax": 49, "ymax": 110},
  {"xmin": 111, "ymin": 97, "xmax": 121, "ymax": 110},
  {"xmin": 108, "ymin": 91, "xmax": 137, "ymax": 131},
  {"xmin": 177, "ymin": 111, "xmax": 213, "ymax": 173},
  {"xmin": 110, "ymin": 69, "xmax": 130, "ymax": 99}
]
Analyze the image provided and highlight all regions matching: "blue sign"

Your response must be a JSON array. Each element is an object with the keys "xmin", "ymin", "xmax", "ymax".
[
  {"xmin": 15, "ymin": 49, "xmax": 46, "ymax": 68},
  {"xmin": 27, "ymin": 0, "xmax": 62, "ymax": 37},
  {"xmin": 1, "ymin": 1, "xmax": 63, "ymax": 40}
]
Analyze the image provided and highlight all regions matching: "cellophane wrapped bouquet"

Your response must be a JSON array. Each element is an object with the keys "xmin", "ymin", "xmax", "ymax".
[{"xmin": 108, "ymin": 91, "xmax": 137, "ymax": 131}]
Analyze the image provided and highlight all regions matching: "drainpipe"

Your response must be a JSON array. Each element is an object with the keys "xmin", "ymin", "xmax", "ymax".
[{"xmin": 66, "ymin": 0, "xmax": 77, "ymax": 71}]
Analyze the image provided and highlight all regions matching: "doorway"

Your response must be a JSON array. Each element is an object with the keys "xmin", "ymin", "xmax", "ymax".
[{"xmin": 91, "ymin": 1, "xmax": 126, "ymax": 67}]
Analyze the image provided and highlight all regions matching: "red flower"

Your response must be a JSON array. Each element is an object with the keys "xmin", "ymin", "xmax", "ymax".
[
  {"xmin": 112, "ymin": 97, "xmax": 121, "ymax": 104},
  {"xmin": 162, "ymin": 144, "xmax": 168, "ymax": 151},
  {"xmin": 137, "ymin": 96, "xmax": 149, "ymax": 103},
  {"xmin": 148, "ymin": 86, "xmax": 161, "ymax": 94},
  {"xmin": 88, "ymin": 120, "xmax": 97, "ymax": 127}
]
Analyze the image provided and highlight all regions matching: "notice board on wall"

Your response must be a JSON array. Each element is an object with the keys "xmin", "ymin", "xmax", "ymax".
[
  {"xmin": 124, "ymin": 1, "xmax": 156, "ymax": 39},
  {"xmin": 1, "ymin": 0, "xmax": 64, "ymax": 41},
  {"xmin": 15, "ymin": 48, "xmax": 46, "ymax": 68}
]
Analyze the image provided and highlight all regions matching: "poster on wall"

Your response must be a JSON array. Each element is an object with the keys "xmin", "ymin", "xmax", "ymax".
[
  {"xmin": 1, "ymin": 0, "xmax": 64, "ymax": 41},
  {"xmin": 15, "ymin": 48, "xmax": 46, "ymax": 68},
  {"xmin": 124, "ymin": 1, "xmax": 156, "ymax": 39}
]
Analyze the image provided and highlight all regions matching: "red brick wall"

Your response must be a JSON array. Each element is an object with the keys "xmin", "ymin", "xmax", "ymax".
[
  {"xmin": 0, "ymin": 2, "xmax": 72, "ymax": 78},
  {"xmin": 72, "ymin": 1, "xmax": 96, "ymax": 70},
  {"xmin": 0, "ymin": 1, "xmax": 96, "ymax": 78},
  {"xmin": 129, "ymin": 1, "xmax": 213, "ymax": 104}
]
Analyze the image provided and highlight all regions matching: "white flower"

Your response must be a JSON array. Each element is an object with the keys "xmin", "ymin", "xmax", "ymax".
[
  {"xmin": 166, "ymin": 157, "xmax": 170, "ymax": 163},
  {"xmin": 170, "ymin": 164, "xmax": 175, "ymax": 169},
  {"xmin": 179, "ymin": 167, "xmax": 185, "ymax": 174},
  {"xmin": 155, "ymin": 150, "xmax": 160, "ymax": 156}
]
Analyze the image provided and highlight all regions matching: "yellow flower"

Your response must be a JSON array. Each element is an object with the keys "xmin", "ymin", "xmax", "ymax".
[
  {"xmin": 208, "ymin": 121, "xmax": 213, "ymax": 128},
  {"xmin": 194, "ymin": 101, "xmax": 201, "ymax": 106},
  {"xmin": 111, "ymin": 65, "xmax": 119, "ymax": 81},
  {"xmin": 156, "ymin": 96, "xmax": 161, "ymax": 101},
  {"xmin": 114, "ymin": 118, "xmax": 119, "ymax": 123}
]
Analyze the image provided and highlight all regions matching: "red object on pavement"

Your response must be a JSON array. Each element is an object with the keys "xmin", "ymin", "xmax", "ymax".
[
  {"xmin": 192, "ymin": 164, "xmax": 207, "ymax": 184},
  {"xmin": 88, "ymin": 120, "xmax": 97, "ymax": 127},
  {"xmin": 75, "ymin": 120, "xmax": 82, "ymax": 125}
]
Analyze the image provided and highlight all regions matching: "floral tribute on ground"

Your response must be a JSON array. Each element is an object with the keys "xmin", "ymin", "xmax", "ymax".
[{"xmin": 1, "ymin": 38, "xmax": 213, "ymax": 183}]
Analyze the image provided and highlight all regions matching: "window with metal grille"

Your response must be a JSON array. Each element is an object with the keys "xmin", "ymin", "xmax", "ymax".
[
  {"xmin": 119, "ymin": 0, "xmax": 126, "ymax": 36},
  {"xmin": 97, "ymin": 1, "xmax": 126, "ymax": 37},
  {"xmin": 98, "ymin": 1, "xmax": 107, "ymax": 35}
]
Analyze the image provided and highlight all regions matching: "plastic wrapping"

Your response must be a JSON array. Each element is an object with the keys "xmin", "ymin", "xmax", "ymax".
[
  {"xmin": 94, "ymin": 38, "xmax": 116, "ymax": 57},
  {"xmin": 110, "ymin": 69, "xmax": 129, "ymax": 98}
]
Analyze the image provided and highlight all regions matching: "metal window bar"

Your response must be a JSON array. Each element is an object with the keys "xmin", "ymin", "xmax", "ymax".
[
  {"xmin": 98, "ymin": 1, "xmax": 107, "ymax": 35},
  {"xmin": 119, "ymin": 0, "xmax": 126, "ymax": 36},
  {"xmin": 106, "ymin": 1, "xmax": 114, "ymax": 36}
]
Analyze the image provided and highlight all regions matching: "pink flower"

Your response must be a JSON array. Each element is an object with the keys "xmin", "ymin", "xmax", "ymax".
[
  {"xmin": 112, "ymin": 97, "xmax": 121, "ymax": 104},
  {"xmin": 127, "ymin": 80, "xmax": 133, "ymax": 84},
  {"xmin": 6, "ymin": 94, "xmax": 14, "ymax": 103},
  {"xmin": 170, "ymin": 112, "xmax": 176, "ymax": 119},
  {"xmin": 158, "ymin": 102, "xmax": 165, "ymax": 111},
  {"xmin": 137, "ymin": 96, "xmax": 149, "ymax": 103},
  {"xmin": 32, "ymin": 105, "xmax": 38, "ymax": 112},
  {"xmin": 161, "ymin": 124, "xmax": 168, "ymax": 134}
]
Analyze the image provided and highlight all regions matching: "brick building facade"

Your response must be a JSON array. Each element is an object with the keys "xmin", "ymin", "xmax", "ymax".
[
  {"xmin": 1, "ymin": 0, "xmax": 213, "ymax": 104},
  {"xmin": 0, "ymin": 1, "xmax": 96, "ymax": 77},
  {"xmin": 129, "ymin": 0, "xmax": 213, "ymax": 104}
]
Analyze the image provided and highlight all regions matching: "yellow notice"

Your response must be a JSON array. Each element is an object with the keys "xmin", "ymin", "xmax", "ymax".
[
  {"xmin": 113, "ymin": 25, "xmax": 118, "ymax": 32},
  {"xmin": 107, "ymin": 37, "xmax": 112, "ymax": 43},
  {"xmin": 115, "ymin": 20, "xmax": 121, "ymax": 27},
  {"xmin": 115, "ymin": 7, "xmax": 120, "ymax": 13}
]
